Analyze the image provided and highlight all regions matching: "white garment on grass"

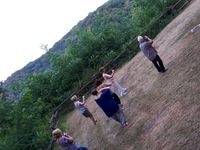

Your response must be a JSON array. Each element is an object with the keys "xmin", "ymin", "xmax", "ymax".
[
  {"xmin": 74, "ymin": 101, "xmax": 86, "ymax": 113},
  {"xmin": 191, "ymin": 24, "xmax": 200, "ymax": 33}
]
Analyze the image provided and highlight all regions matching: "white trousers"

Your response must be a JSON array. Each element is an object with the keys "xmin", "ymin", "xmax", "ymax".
[{"xmin": 108, "ymin": 80, "xmax": 126, "ymax": 96}]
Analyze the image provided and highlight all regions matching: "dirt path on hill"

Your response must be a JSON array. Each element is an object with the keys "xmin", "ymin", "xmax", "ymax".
[{"xmin": 64, "ymin": 0, "xmax": 200, "ymax": 149}]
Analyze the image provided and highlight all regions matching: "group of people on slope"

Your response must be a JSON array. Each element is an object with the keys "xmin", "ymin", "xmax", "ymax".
[{"xmin": 52, "ymin": 35, "xmax": 167, "ymax": 150}]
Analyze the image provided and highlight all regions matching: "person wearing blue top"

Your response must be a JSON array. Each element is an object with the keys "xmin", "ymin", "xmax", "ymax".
[
  {"xmin": 52, "ymin": 128, "xmax": 88, "ymax": 150},
  {"xmin": 92, "ymin": 88, "xmax": 128, "ymax": 127},
  {"xmin": 95, "ymin": 79, "xmax": 124, "ymax": 109}
]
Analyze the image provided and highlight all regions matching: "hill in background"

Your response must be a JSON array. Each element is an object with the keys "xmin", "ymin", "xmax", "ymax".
[{"xmin": 3, "ymin": 0, "xmax": 135, "ymax": 100}]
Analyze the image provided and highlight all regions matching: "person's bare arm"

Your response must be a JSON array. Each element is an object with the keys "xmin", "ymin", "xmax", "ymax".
[
  {"xmin": 103, "ymin": 73, "xmax": 112, "ymax": 79},
  {"xmin": 103, "ymin": 70, "xmax": 115, "ymax": 79},
  {"xmin": 144, "ymin": 36, "xmax": 153, "ymax": 44},
  {"xmin": 97, "ymin": 83, "xmax": 112, "ymax": 92},
  {"xmin": 98, "ymin": 86, "xmax": 110, "ymax": 92},
  {"xmin": 144, "ymin": 36, "xmax": 158, "ymax": 52},
  {"xmin": 103, "ymin": 83, "xmax": 112, "ymax": 87},
  {"xmin": 79, "ymin": 96, "xmax": 86, "ymax": 106},
  {"xmin": 64, "ymin": 134, "xmax": 73, "ymax": 144}
]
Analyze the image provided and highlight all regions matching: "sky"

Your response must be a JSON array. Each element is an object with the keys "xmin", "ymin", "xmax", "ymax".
[{"xmin": 0, "ymin": 0, "xmax": 108, "ymax": 81}]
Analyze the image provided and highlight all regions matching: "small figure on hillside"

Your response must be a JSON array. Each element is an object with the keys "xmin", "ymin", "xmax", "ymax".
[
  {"xmin": 91, "ymin": 88, "xmax": 128, "ymax": 127},
  {"xmin": 95, "ymin": 79, "xmax": 124, "ymax": 109},
  {"xmin": 99, "ymin": 67, "xmax": 127, "ymax": 97},
  {"xmin": 71, "ymin": 95, "xmax": 97, "ymax": 125},
  {"xmin": 191, "ymin": 24, "xmax": 200, "ymax": 33},
  {"xmin": 52, "ymin": 128, "xmax": 88, "ymax": 150},
  {"xmin": 137, "ymin": 35, "xmax": 167, "ymax": 73}
]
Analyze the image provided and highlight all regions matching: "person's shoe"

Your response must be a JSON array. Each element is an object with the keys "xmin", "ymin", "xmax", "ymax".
[
  {"xmin": 122, "ymin": 122, "xmax": 128, "ymax": 127},
  {"xmin": 121, "ymin": 88, "xmax": 127, "ymax": 96},
  {"xmin": 161, "ymin": 68, "xmax": 168, "ymax": 73}
]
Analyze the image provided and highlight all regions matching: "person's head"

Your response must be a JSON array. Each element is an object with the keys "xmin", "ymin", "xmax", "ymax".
[
  {"xmin": 91, "ymin": 89, "xmax": 98, "ymax": 96},
  {"xmin": 137, "ymin": 36, "xmax": 144, "ymax": 43},
  {"xmin": 99, "ymin": 67, "xmax": 105, "ymax": 74},
  {"xmin": 95, "ymin": 79, "xmax": 103, "ymax": 87},
  {"xmin": 52, "ymin": 128, "xmax": 62, "ymax": 139},
  {"xmin": 70, "ymin": 95, "xmax": 77, "ymax": 101}
]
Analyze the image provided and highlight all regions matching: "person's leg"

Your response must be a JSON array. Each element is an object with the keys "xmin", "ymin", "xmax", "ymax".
[
  {"xmin": 152, "ymin": 56, "xmax": 162, "ymax": 72},
  {"xmin": 117, "ymin": 108, "xmax": 128, "ymax": 126},
  {"xmin": 111, "ymin": 109, "xmax": 128, "ymax": 126},
  {"xmin": 112, "ymin": 80, "xmax": 126, "ymax": 96},
  {"xmin": 83, "ymin": 109, "xmax": 97, "ymax": 125},
  {"xmin": 89, "ymin": 115, "xmax": 97, "ymax": 125},
  {"xmin": 112, "ymin": 92, "xmax": 124, "ymax": 109},
  {"xmin": 156, "ymin": 55, "xmax": 166, "ymax": 72},
  {"xmin": 111, "ymin": 112, "xmax": 121, "ymax": 123}
]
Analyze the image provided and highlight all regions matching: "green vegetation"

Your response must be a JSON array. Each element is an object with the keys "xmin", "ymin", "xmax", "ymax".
[{"xmin": 0, "ymin": 0, "xmax": 183, "ymax": 149}]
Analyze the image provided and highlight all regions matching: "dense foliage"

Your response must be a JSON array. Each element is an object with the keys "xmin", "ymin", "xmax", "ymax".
[{"xmin": 0, "ymin": 0, "xmax": 180, "ymax": 149}]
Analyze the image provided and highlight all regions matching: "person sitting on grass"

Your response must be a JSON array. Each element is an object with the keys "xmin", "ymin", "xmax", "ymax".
[
  {"xmin": 71, "ymin": 95, "xmax": 97, "ymax": 125},
  {"xmin": 52, "ymin": 128, "xmax": 88, "ymax": 150},
  {"xmin": 91, "ymin": 88, "xmax": 128, "ymax": 127}
]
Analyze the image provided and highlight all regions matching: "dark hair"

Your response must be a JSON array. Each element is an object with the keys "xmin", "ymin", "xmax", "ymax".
[
  {"xmin": 99, "ymin": 67, "xmax": 105, "ymax": 73},
  {"xmin": 91, "ymin": 89, "xmax": 98, "ymax": 96},
  {"xmin": 95, "ymin": 79, "xmax": 102, "ymax": 87}
]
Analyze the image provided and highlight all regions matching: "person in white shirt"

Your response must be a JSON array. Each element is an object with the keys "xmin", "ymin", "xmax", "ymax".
[
  {"xmin": 99, "ymin": 67, "xmax": 127, "ymax": 97},
  {"xmin": 71, "ymin": 95, "xmax": 97, "ymax": 125}
]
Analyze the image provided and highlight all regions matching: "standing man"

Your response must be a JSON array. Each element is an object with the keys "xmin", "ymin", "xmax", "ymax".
[{"xmin": 137, "ymin": 35, "xmax": 167, "ymax": 73}]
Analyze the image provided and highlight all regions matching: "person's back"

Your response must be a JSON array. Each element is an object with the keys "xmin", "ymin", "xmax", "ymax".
[
  {"xmin": 74, "ymin": 100, "xmax": 86, "ymax": 114},
  {"xmin": 95, "ymin": 89, "xmax": 119, "ymax": 117},
  {"xmin": 137, "ymin": 35, "xmax": 167, "ymax": 73},
  {"xmin": 139, "ymin": 41, "xmax": 157, "ymax": 61}
]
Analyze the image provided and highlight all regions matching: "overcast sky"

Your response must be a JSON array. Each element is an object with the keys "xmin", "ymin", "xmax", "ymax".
[{"xmin": 0, "ymin": 0, "xmax": 108, "ymax": 81}]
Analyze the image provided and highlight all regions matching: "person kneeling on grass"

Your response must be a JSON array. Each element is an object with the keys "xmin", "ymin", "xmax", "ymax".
[
  {"xmin": 71, "ymin": 95, "xmax": 97, "ymax": 125},
  {"xmin": 52, "ymin": 128, "xmax": 88, "ymax": 150},
  {"xmin": 91, "ymin": 88, "xmax": 128, "ymax": 127}
]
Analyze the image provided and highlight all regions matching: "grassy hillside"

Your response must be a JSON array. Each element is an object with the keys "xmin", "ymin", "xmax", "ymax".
[{"xmin": 62, "ymin": 1, "xmax": 200, "ymax": 149}]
